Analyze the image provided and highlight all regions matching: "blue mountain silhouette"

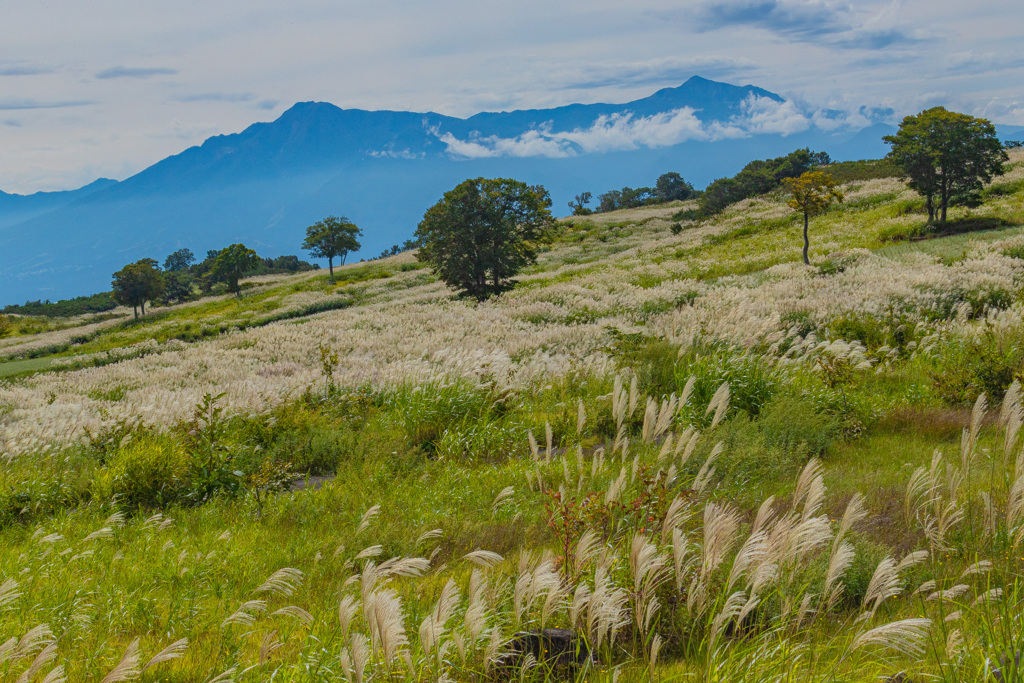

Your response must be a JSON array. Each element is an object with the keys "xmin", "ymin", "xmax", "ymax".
[{"xmin": 1, "ymin": 76, "xmax": 903, "ymax": 305}]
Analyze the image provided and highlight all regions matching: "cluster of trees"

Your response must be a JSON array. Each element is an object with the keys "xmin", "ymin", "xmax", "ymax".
[
  {"xmin": 695, "ymin": 148, "xmax": 831, "ymax": 218},
  {"xmin": 18, "ymin": 106, "xmax": 1013, "ymax": 321},
  {"xmin": 109, "ymin": 216, "xmax": 364, "ymax": 318},
  {"xmin": 111, "ymin": 245, "xmax": 319, "ymax": 319},
  {"xmin": 362, "ymin": 105, "xmax": 1014, "ymax": 299},
  {"xmin": 570, "ymin": 172, "xmax": 698, "ymax": 215},
  {"xmin": 375, "ymin": 238, "xmax": 421, "ymax": 260},
  {"xmin": 783, "ymin": 107, "xmax": 1006, "ymax": 266}
]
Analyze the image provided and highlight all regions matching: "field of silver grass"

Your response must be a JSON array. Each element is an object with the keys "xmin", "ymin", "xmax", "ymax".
[{"xmin": 2, "ymin": 379, "xmax": 1023, "ymax": 682}]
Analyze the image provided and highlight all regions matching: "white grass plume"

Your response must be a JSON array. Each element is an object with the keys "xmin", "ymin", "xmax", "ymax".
[
  {"xmin": 14, "ymin": 642, "xmax": 57, "ymax": 683},
  {"xmin": 141, "ymin": 638, "xmax": 188, "ymax": 673},
  {"xmin": 272, "ymin": 605, "xmax": 314, "ymax": 626},
  {"xmin": 0, "ymin": 578, "xmax": 19, "ymax": 611},
  {"xmin": 99, "ymin": 638, "xmax": 140, "ymax": 683},
  {"xmin": 693, "ymin": 441, "xmax": 723, "ymax": 493},
  {"xmin": 338, "ymin": 594, "xmax": 360, "ymax": 636},
  {"xmin": 464, "ymin": 550, "xmax": 504, "ymax": 568},
  {"xmin": 355, "ymin": 545, "xmax": 383, "ymax": 560},
  {"xmin": 419, "ymin": 578, "xmax": 460, "ymax": 655},
  {"xmin": 357, "ymin": 505, "xmax": 380, "ymax": 535},
  {"xmin": 253, "ymin": 567, "xmax": 303, "ymax": 598},
  {"xmin": 851, "ymin": 618, "xmax": 931, "ymax": 657},
  {"xmin": 222, "ymin": 600, "xmax": 267, "ymax": 627},
  {"xmin": 491, "ymin": 486, "xmax": 515, "ymax": 515},
  {"xmin": 706, "ymin": 382, "xmax": 730, "ymax": 429},
  {"xmin": 417, "ymin": 528, "xmax": 443, "ymax": 545}
]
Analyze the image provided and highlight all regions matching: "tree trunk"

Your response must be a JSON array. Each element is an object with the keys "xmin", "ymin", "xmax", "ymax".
[
  {"xmin": 926, "ymin": 195, "xmax": 934, "ymax": 223},
  {"xmin": 341, "ymin": 252, "xmax": 347, "ymax": 266},
  {"xmin": 133, "ymin": 305, "xmax": 139, "ymax": 320},
  {"xmin": 940, "ymin": 172, "xmax": 949, "ymax": 222},
  {"xmin": 802, "ymin": 211, "xmax": 810, "ymax": 265},
  {"xmin": 140, "ymin": 301, "xmax": 146, "ymax": 316},
  {"xmin": 328, "ymin": 257, "xmax": 334, "ymax": 281}
]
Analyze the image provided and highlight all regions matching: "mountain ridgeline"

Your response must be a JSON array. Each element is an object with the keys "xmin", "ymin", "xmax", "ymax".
[{"xmin": 1, "ymin": 75, "xmax": 1013, "ymax": 305}]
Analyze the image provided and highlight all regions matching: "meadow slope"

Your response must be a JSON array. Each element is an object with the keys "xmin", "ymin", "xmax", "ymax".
[{"xmin": 1, "ymin": 151, "xmax": 1024, "ymax": 682}]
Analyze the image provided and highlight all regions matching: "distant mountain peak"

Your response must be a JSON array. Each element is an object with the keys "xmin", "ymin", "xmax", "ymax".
[{"xmin": 0, "ymin": 77, "xmax": 893, "ymax": 306}]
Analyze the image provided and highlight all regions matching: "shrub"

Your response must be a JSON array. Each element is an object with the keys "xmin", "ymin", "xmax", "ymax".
[
  {"xmin": 930, "ymin": 326, "xmax": 1024, "ymax": 404},
  {"xmin": 823, "ymin": 309, "xmax": 921, "ymax": 352},
  {"xmin": 433, "ymin": 415, "xmax": 528, "ymax": 464},
  {"xmin": 94, "ymin": 436, "xmax": 191, "ymax": 509}
]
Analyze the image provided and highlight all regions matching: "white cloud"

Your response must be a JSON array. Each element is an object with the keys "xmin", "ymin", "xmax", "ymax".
[
  {"xmin": 737, "ymin": 95, "xmax": 811, "ymax": 135},
  {"xmin": 437, "ymin": 95, "xmax": 830, "ymax": 160}
]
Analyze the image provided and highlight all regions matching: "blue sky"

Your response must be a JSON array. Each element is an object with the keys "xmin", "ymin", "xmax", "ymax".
[{"xmin": 0, "ymin": 0, "xmax": 1020, "ymax": 193}]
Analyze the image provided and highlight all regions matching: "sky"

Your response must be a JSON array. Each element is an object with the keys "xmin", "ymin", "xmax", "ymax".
[{"xmin": 1, "ymin": 0, "xmax": 1021, "ymax": 194}]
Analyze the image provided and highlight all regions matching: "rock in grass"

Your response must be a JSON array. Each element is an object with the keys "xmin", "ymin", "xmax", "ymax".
[{"xmin": 500, "ymin": 628, "xmax": 593, "ymax": 672}]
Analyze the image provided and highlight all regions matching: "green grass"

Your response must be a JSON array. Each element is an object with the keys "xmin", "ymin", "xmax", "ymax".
[{"xmin": 0, "ymin": 355, "xmax": 54, "ymax": 378}]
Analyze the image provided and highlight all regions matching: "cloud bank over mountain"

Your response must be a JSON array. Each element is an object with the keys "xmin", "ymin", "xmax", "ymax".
[{"xmin": 435, "ymin": 95, "xmax": 871, "ymax": 160}]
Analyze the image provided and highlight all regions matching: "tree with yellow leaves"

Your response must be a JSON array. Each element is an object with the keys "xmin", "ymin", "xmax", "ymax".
[{"xmin": 783, "ymin": 171, "xmax": 844, "ymax": 265}]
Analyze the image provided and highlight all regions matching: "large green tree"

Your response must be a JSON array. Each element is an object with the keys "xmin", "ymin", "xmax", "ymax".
[
  {"xmin": 210, "ymin": 244, "xmax": 261, "ymax": 296},
  {"xmin": 884, "ymin": 107, "xmax": 1008, "ymax": 222},
  {"xmin": 163, "ymin": 248, "xmax": 196, "ymax": 272},
  {"xmin": 302, "ymin": 216, "xmax": 362, "ymax": 280},
  {"xmin": 415, "ymin": 177, "xmax": 552, "ymax": 301},
  {"xmin": 782, "ymin": 171, "xmax": 844, "ymax": 265},
  {"xmin": 655, "ymin": 172, "xmax": 696, "ymax": 202},
  {"xmin": 112, "ymin": 258, "xmax": 164, "ymax": 319}
]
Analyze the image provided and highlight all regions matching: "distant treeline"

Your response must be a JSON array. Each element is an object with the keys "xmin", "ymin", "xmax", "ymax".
[
  {"xmin": 569, "ymin": 172, "xmax": 698, "ymax": 215},
  {"xmin": 5, "ymin": 249, "xmax": 317, "ymax": 318},
  {"xmin": 3, "ymin": 291, "xmax": 119, "ymax": 318}
]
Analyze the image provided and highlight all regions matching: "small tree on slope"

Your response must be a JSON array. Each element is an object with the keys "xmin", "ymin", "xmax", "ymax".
[{"xmin": 782, "ymin": 171, "xmax": 844, "ymax": 266}]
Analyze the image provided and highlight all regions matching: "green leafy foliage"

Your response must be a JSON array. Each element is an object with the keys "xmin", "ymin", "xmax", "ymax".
[
  {"xmin": 415, "ymin": 177, "xmax": 552, "ymax": 300},
  {"xmin": 302, "ymin": 215, "xmax": 362, "ymax": 279},
  {"xmin": 885, "ymin": 106, "xmax": 1008, "ymax": 222},
  {"xmin": 697, "ymin": 148, "xmax": 830, "ymax": 217},
  {"xmin": 210, "ymin": 243, "xmax": 261, "ymax": 296},
  {"xmin": 111, "ymin": 258, "xmax": 164, "ymax": 319}
]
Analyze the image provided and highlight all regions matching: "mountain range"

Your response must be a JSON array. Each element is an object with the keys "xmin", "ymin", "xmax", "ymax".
[{"xmin": 2, "ymin": 76, "xmax": 1022, "ymax": 306}]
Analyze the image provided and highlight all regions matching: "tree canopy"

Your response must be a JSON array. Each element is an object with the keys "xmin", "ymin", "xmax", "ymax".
[
  {"xmin": 112, "ymin": 258, "xmax": 164, "ymax": 319},
  {"xmin": 698, "ymin": 148, "xmax": 830, "ymax": 216},
  {"xmin": 884, "ymin": 107, "xmax": 1008, "ymax": 222},
  {"xmin": 210, "ymin": 243, "xmax": 261, "ymax": 296},
  {"xmin": 654, "ymin": 172, "xmax": 697, "ymax": 202},
  {"xmin": 415, "ymin": 177, "xmax": 552, "ymax": 301},
  {"xmin": 302, "ymin": 216, "xmax": 362, "ymax": 280},
  {"xmin": 782, "ymin": 171, "xmax": 844, "ymax": 265},
  {"xmin": 163, "ymin": 248, "xmax": 196, "ymax": 272}
]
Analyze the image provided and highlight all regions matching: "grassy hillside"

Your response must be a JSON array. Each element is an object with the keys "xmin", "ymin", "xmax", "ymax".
[{"xmin": 1, "ymin": 150, "xmax": 1024, "ymax": 682}]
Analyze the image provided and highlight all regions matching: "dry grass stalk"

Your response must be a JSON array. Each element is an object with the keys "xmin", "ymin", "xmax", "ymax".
[
  {"xmin": 253, "ymin": 567, "xmax": 303, "ymax": 598},
  {"xmin": 99, "ymin": 638, "xmax": 140, "ymax": 683},
  {"xmin": 851, "ymin": 618, "xmax": 931, "ymax": 657},
  {"xmin": 356, "ymin": 505, "xmax": 381, "ymax": 535}
]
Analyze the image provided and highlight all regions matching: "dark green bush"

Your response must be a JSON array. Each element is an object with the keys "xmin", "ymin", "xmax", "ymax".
[
  {"xmin": 930, "ymin": 326, "xmax": 1024, "ymax": 404},
  {"xmin": 93, "ymin": 435, "xmax": 191, "ymax": 509}
]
